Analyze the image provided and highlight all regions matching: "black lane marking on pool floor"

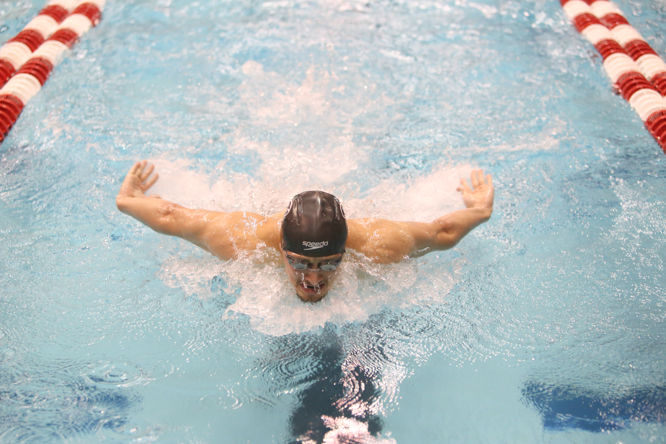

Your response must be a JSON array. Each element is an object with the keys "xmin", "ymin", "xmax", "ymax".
[{"xmin": 522, "ymin": 381, "xmax": 665, "ymax": 432}]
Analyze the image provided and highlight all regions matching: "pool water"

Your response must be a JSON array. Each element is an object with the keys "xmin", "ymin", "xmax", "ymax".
[{"xmin": 1, "ymin": 0, "xmax": 665, "ymax": 442}]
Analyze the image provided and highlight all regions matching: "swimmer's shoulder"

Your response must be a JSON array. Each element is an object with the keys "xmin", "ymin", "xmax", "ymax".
[
  {"xmin": 346, "ymin": 218, "xmax": 395, "ymax": 263},
  {"xmin": 256, "ymin": 212, "xmax": 283, "ymax": 250},
  {"xmin": 345, "ymin": 218, "xmax": 369, "ymax": 251},
  {"xmin": 199, "ymin": 211, "xmax": 282, "ymax": 259},
  {"xmin": 346, "ymin": 218, "xmax": 423, "ymax": 263}
]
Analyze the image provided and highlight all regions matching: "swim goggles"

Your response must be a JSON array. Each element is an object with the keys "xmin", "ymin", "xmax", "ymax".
[{"xmin": 285, "ymin": 254, "xmax": 343, "ymax": 272}]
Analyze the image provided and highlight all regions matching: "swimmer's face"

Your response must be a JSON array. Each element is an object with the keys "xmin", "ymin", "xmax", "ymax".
[{"xmin": 281, "ymin": 249, "xmax": 344, "ymax": 302}]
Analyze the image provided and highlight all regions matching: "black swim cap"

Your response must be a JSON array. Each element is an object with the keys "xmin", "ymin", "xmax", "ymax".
[{"xmin": 282, "ymin": 191, "xmax": 347, "ymax": 257}]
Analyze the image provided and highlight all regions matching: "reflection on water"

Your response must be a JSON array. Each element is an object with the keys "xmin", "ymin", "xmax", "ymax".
[{"xmin": 282, "ymin": 328, "xmax": 387, "ymax": 443}]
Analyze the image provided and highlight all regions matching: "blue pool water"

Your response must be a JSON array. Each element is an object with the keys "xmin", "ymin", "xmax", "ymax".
[{"xmin": 1, "ymin": 0, "xmax": 665, "ymax": 442}]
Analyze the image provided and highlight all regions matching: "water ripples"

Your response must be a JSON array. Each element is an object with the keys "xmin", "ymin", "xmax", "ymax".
[
  {"xmin": 259, "ymin": 337, "xmax": 322, "ymax": 388},
  {"xmin": 84, "ymin": 361, "xmax": 154, "ymax": 389},
  {"xmin": 0, "ymin": 358, "xmax": 143, "ymax": 442},
  {"xmin": 224, "ymin": 334, "xmax": 324, "ymax": 409},
  {"xmin": 221, "ymin": 288, "xmax": 517, "ymax": 424}
]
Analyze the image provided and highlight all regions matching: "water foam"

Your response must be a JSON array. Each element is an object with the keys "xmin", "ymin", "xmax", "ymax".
[{"xmin": 231, "ymin": 61, "xmax": 378, "ymax": 185}]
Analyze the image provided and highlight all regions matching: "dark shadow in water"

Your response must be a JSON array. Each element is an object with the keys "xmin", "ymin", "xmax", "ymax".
[
  {"xmin": 281, "ymin": 326, "xmax": 384, "ymax": 444},
  {"xmin": 523, "ymin": 382, "xmax": 665, "ymax": 432}
]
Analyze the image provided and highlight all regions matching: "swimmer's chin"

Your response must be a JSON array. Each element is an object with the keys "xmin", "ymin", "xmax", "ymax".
[{"xmin": 296, "ymin": 292, "xmax": 326, "ymax": 303}]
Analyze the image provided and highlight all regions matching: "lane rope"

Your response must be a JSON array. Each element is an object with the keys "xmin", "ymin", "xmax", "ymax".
[
  {"xmin": 1, "ymin": 1, "xmax": 663, "ymax": 150},
  {"xmin": 561, "ymin": 0, "xmax": 666, "ymax": 153},
  {"xmin": 0, "ymin": 0, "xmax": 105, "ymax": 143}
]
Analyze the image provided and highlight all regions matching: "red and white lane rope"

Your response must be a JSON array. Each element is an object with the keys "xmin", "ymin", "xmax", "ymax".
[
  {"xmin": 561, "ymin": 0, "xmax": 666, "ymax": 153},
  {"xmin": 0, "ymin": 0, "xmax": 104, "ymax": 143},
  {"xmin": 0, "ymin": 1, "xmax": 71, "ymax": 88}
]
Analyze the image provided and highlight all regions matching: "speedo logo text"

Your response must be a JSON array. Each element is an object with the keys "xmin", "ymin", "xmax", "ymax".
[{"xmin": 302, "ymin": 240, "xmax": 328, "ymax": 250}]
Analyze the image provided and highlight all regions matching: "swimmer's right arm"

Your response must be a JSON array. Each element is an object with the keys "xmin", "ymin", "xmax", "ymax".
[{"xmin": 116, "ymin": 161, "xmax": 281, "ymax": 259}]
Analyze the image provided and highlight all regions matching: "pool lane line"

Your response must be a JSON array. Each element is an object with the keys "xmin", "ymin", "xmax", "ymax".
[
  {"xmin": 0, "ymin": 0, "xmax": 105, "ymax": 143},
  {"xmin": 0, "ymin": 1, "xmax": 73, "ymax": 90},
  {"xmin": 560, "ymin": 0, "xmax": 666, "ymax": 153}
]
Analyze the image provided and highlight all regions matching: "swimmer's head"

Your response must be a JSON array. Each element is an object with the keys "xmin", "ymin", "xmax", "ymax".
[
  {"xmin": 282, "ymin": 191, "xmax": 347, "ymax": 257},
  {"xmin": 281, "ymin": 191, "xmax": 347, "ymax": 302}
]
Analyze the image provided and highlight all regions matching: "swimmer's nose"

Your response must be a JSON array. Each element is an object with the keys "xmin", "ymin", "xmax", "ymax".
[{"xmin": 303, "ymin": 269, "xmax": 324, "ymax": 284}]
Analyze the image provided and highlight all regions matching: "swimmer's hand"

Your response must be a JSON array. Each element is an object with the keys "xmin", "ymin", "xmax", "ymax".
[
  {"xmin": 456, "ymin": 169, "xmax": 493, "ymax": 215},
  {"xmin": 117, "ymin": 160, "xmax": 160, "ymax": 199}
]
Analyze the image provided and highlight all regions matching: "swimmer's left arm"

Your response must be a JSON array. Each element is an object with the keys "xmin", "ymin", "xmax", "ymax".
[
  {"xmin": 411, "ymin": 169, "xmax": 494, "ymax": 255},
  {"xmin": 347, "ymin": 170, "xmax": 493, "ymax": 262}
]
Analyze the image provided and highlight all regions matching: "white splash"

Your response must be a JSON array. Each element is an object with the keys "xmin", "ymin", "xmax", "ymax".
[
  {"xmin": 344, "ymin": 162, "xmax": 474, "ymax": 221},
  {"xmin": 227, "ymin": 61, "xmax": 382, "ymax": 184}
]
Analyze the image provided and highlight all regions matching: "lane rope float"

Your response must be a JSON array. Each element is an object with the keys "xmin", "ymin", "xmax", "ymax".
[
  {"xmin": 0, "ymin": 0, "xmax": 105, "ymax": 143},
  {"xmin": 561, "ymin": 0, "xmax": 666, "ymax": 153},
  {"xmin": 0, "ymin": 1, "xmax": 70, "ymax": 89}
]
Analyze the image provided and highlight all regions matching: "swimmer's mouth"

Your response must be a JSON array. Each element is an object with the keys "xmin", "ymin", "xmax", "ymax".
[
  {"xmin": 301, "ymin": 281, "xmax": 326, "ymax": 294},
  {"xmin": 299, "ymin": 281, "xmax": 326, "ymax": 297}
]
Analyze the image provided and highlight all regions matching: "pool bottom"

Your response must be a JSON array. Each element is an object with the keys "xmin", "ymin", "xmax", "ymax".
[{"xmin": 384, "ymin": 353, "xmax": 665, "ymax": 443}]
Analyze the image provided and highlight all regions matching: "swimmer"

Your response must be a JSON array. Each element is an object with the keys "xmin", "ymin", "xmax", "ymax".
[{"xmin": 116, "ymin": 160, "xmax": 494, "ymax": 302}]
